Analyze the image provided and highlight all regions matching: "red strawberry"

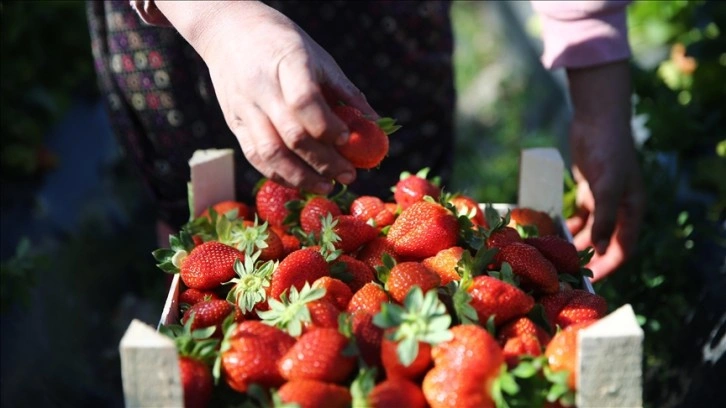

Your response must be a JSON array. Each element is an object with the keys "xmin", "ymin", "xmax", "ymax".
[
  {"xmin": 347, "ymin": 283, "xmax": 390, "ymax": 368},
  {"xmin": 255, "ymin": 179, "xmax": 301, "ymax": 228},
  {"xmin": 350, "ymin": 195, "xmax": 397, "ymax": 229},
  {"xmin": 270, "ymin": 248, "xmax": 329, "ymax": 300},
  {"xmin": 347, "ymin": 282, "xmax": 390, "ymax": 315},
  {"xmin": 271, "ymin": 224, "xmax": 302, "ymax": 256},
  {"xmin": 497, "ymin": 317, "xmax": 551, "ymax": 367},
  {"xmin": 356, "ymin": 236, "xmax": 400, "ymax": 271},
  {"xmin": 545, "ymin": 320, "xmax": 597, "ymax": 390},
  {"xmin": 333, "ymin": 105, "xmax": 391, "ymax": 169},
  {"xmin": 496, "ymin": 242, "xmax": 559, "ymax": 294},
  {"xmin": 381, "ymin": 333, "xmax": 432, "ymax": 381},
  {"xmin": 278, "ymin": 327, "xmax": 357, "ymax": 383},
  {"xmin": 221, "ymin": 321, "xmax": 296, "ymax": 393},
  {"xmin": 199, "ymin": 200, "xmax": 251, "ymax": 220},
  {"xmin": 178, "ymin": 356, "xmax": 213, "ymax": 408},
  {"xmin": 387, "ymin": 201, "xmax": 459, "ymax": 260},
  {"xmin": 524, "ymin": 235, "xmax": 581, "ymax": 275},
  {"xmin": 540, "ymin": 289, "xmax": 608, "ymax": 330},
  {"xmin": 332, "ymin": 254, "xmax": 376, "ymax": 293},
  {"xmin": 182, "ymin": 299, "xmax": 241, "ymax": 338},
  {"xmin": 449, "ymin": 195, "xmax": 486, "ymax": 227},
  {"xmin": 178, "ymin": 288, "xmax": 220, "ymax": 306},
  {"xmin": 423, "ymin": 324, "xmax": 504, "ymax": 408},
  {"xmin": 384, "ymin": 261, "xmax": 441, "ymax": 304},
  {"xmin": 485, "ymin": 226, "xmax": 522, "ymax": 251},
  {"xmin": 179, "ymin": 241, "xmax": 243, "ymax": 290},
  {"xmin": 509, "ymin": 207, "xmax": 557, "ymax": 237},
  {"xmin": 467, "ymin": 275, "xmax": 535, "ymax": 326},
  {"xmin": 240, "ymin": 219, "xmax": 285, "ymax": 261},
  {"xmin": 497, "ymin": 316, "xmax": 551, "ymax": 347},
  {"xmin": 393, "ymin": 168, "xmax": 441, "ymax": 209},
  {"xmin": 300, "ymin": 196, "xmax": 342, "ymax": 234},
  {"xmin": 306, "ymin": 299, "xmax": 342, "ymax": 331},
  {"xmin": 277, "ymin": 379, "xmax": 352, "ymax": 408},
  {"xmin": 330, "ymin": 214, "xmax": 379, "ymax": 254},
  {"xmin": 368, "ymin": 378, "xmax": 428, "ymax": 408},
  {"xmin": 422, "ymin": 246, "xmax": 465, "ymax": 286},
  {"xmin": 313, "ymin": 276, "xmax": 353, "ymax": 311}
]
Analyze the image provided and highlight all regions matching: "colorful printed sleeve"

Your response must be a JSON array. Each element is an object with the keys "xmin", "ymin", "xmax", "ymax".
[{"xmin": 530, "ymin": 1, "xmax": 632, "ymax": 69}]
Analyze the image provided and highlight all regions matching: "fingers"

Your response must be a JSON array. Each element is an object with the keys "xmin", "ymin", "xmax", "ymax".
[
  {"xmin": 588, "ymin": 178, "xmax": 621, "ymax": 255},
  {"xmin": 231, "ymin": 107, "xmax": 335, "ymax": 195},
  {"xmin": 277, "ymin": 50, "xmax": 350, "ymax": 146},
  {"xmin": 321, "ymin": 66, "xmax": 379, "ymax": 119},
  {"xmin": 588, "ymin": 235, "xmax": 626, "ymax": 282}
]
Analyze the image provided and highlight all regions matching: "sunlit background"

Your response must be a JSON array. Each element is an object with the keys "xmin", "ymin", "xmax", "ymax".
[{"xmin": 1, "ymin": 1, "xmax": 724, "ymax": 407}]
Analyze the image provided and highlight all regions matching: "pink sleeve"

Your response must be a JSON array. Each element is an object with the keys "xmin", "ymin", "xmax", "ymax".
[
  {"xmin": 130, "ymin": 0, "xmax": 171, "ymax": 27},
  {"xmin": 530, "ymin": 1, "xmax": 632, "ymax": 69}
]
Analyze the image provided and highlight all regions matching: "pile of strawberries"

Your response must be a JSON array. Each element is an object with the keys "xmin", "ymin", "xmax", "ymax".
[{"xmin": 153, "ymin": 165, "xmax": 608, "ymax": 408}]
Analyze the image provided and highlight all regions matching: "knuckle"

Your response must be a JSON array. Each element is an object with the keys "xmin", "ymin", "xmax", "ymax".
[
  {"xmin": 289, "ymin": 90, "xmax": 317, "ymax": 113},
  {"xmin": 281, "ymin": 126, "xmax": 308, "ymax": 149}
]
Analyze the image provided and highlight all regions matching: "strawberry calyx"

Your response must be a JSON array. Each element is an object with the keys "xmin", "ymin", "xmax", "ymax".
[
  {"xmin": 491, "ymin": 355, "xmax": 566, "ymax": 408},
  {"xmin": 317, "ymin": 213, "xmax": 344, "ymax": 262},
  {"xmin": 350, "ymin": 367, "xmax": 378, "ymax": 408},
  {"xmin": 372, "ymin": 286, "xmax": 453, "ymax": 367},
  {"xmin": 225, "ymin": 251, "xmax": 276, "ymax": 313},
  {"xmin": 376, "ymin": 117, "xmax": 402, "ymax": 135},
  {"xmin": 159, "ymin": 314, "xmax": 219, "ymax": 366},
  {"xmin": 257, "ymin": 282, "xmax": 326, "ymax": 337},
  {"xmin": 373, "ymin": 252, "xmax": 397, "ymax": 285},
  {"xmin": 220, "ymin": 216, "xmax": 271, "ymax": 256},
  {"xmin": 152, "ymin": 230, "xmax": 196, "ymax": 274}
]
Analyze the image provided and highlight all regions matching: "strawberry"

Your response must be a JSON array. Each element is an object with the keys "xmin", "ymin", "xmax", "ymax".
[
  {"xmin": 178, "ymin": 288, "xmax": 220, "ymax": 306},
  {"xmin": 485, "ymin": 226, "xmax": 522, "ymax": 251},
  {"xmin": 545, "ymin": 320, "xmax": 597, "ymax": 390},
  {"xmin": 306, "ymin": 299, "xmax": 342, "ymax": 331},
  {"xmin": 501, "ymin": 335, "xmax": 543, "ymax": 368},
  {"xmin": 387, "ymin": 200, "xmax": 459, "ymax": 260},
  {"xmin": 332, "ymin": 254, "xmax": 376, "ymax": 293},
  {"xmin": 220, "ymin": 320, "xmax": 296, "ymax": 393},
  {"xmin": 225, "ymin": 252, "xmax": 276, "ymax": 314},
  {"xmin": 539, "ymin": 289, "xmax": 608, "ymax": 330},
  {"xmin": 350, "ymin": 195, "xmax": 397, "ymax": 229},
  {"xmin": 356, "ymin": 236, "xmax": 400, "ymax": 271},
  {"xmin": 380, "ymin": 332, "xmax": 432, "ymax": 380},
  {"xmin": 270, "ymin": 248, "xmax": 329, "ymax": 300},
  {"xmin": 182, "ymin": 299, "xmax": 242, "ymax": 338},
  {"xmin": 278, "ymin": 327, "xmax": 357, "ymax": 383},
  {"xmin": 271, "ymin": 224, "xmax": 302, "ymax": 256},
  {"xmin": 524, "ymin": 235, "xmax": 581, "ymax": 275},
  {"xmin": 383, "ymin": 261, "xmax": 441, "ymax": 304},
  {"xmin": 509, "ymin": 207, "xmax": 557, "ymax": 237},
  {"xmin": 347, "ymin": 282, "xmax": 390, "ymax": 316},
  {"xmin": 423, "ymin": 324, "xmax": 504, "ymax": 408},
  {"xmin": 179, "ymin": 241, "xmax": 244, "ymax": 290},
  {"xmin": 352, "ymin": 368, "xmax": 427, "ymax": 408},
  {"xmin": 313, "ymin": 276, "xmax": 353, "ymax": 311},
  {"xmin": 300, "ymin": 196, "xmax": 342, "ymax": 234},
  {"xmin": 467, "ymin": 275, "xmax": 535, "ymax": 326},
  {"xmin": 159, "ymin": 316, "xmax": 219, "ymax": 408},
  {"xmin": 277, "ymin": 379, "xmax": 352, "ymax": 408},
  {"xmin": 333, "ymin": 105, "xmax": 398, "ymax": 169},
  {"xmin": 422, "ymin": 246, "xmax": 465, "ymax": 286},
  {"xmin": 255, "ymin": 179, "xmax": 301, "ymax": 228},
  {"xmin": 199, "ymin": 200, "xmax": 251, "ymax": 220},
  {"xmin": 325, "ymin": 214, "xmax": 380, "ymax": 254},
  {"xmin": 178, "ymin": 357, "xmax": 214, "ymax": 408},
  {"xmin": 496, "ymin": 242, "xmax": 559, "ymax": 294},
  {"xmin": 449, "ymin": 194, "xmax": 486, "ymax": 227},
  {"xmin": 374, "ymin": 287, "xmax": 453, "ymax": 381},
  {"xmin": 258, "ymin": 283, "xmax": 327, "ymax": 336},
  {"xmin": 497, "ymin": 317, "xmax": 551, "ymax": 367},
  {"xmin": 393, "ymin": 168, "xmax": 441, "ymax": 209}
]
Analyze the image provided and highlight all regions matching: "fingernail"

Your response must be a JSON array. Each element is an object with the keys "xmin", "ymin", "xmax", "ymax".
[
  {"xmin": 595, "ymin": 240, "xmax": 609, "ymax": 254},
  {"xmin": 336, "ymin": 131, "xmax": 349, "ymax": 146},
  {"xmin": 337, "ymin": 172, "xmax": 354, "ymax": 185},
  {"xmin": 315, "ymin": 182, "xmax": 333, "ymax": 195}
]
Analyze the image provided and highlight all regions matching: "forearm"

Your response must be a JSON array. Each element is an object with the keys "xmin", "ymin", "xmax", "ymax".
[{"xmin": 566, "ymin": 59, "xmax": 631, "ymax": 129}]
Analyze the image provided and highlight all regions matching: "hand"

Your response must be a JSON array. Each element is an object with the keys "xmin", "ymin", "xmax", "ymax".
[
  {"xmin": 565, "ymin": 60, "xmax": 646, "ymax": 281},
  {"xmin": 155, "ymin": 1, "xmax": 376, "ymax": 194}
]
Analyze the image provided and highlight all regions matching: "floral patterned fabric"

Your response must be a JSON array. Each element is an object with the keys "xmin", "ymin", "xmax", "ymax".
[{"xmin": 87, "ymin": 0, "xmax": 455, "ymax": 228}]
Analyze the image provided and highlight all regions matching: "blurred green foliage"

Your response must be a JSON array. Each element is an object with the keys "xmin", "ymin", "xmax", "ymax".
[{"xmin": 0, "ymin": 0, "xmax": 94, "ymax": 181}]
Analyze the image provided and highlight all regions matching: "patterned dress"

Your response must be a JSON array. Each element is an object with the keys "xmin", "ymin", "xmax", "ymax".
[{"xmin": 86, "ymin": 1, "xmax": 456, "ymax": 229}]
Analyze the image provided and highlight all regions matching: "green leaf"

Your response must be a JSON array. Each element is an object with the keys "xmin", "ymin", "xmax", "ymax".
[{"xmin": 396, "ymin": 336, "xmax": 419, "ymax": 367}]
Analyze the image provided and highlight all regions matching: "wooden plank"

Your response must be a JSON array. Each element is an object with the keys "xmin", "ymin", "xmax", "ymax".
[
  {"xmin": 158, "ymin": 274, "xmax": 181, "ymax": 329},
  {"xmin": 577, "ymin": 304, "xmax": 644, "ymax": 408},
  {"xmin": 189, "ymin": 148, "xmax": 236, "ymax": 218},
  {"xmin": 518, "ymin": 147, "xmax": 564, "ymax": 217},
  {"xmin": 119, "ymin": 319, "xmax": 183, "ymax": 408}
]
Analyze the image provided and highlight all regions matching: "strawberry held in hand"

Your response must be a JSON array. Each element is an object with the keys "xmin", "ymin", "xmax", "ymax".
[{"xmin": 332, "ymin": 105, "xmax": 400, "ymax": 170}]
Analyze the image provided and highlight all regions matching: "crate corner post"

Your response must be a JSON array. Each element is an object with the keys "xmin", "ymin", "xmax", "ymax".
[
  {"xmin": 119, "ymin": 319, "xmax": 184, "ymax": 408},
  {"xmin": 577, "ymin": 303, "xmax": 644, "ymax": 408},
  {"xmin": 518, "ymin": 147, "xmax": 564, "ymax": 217}
]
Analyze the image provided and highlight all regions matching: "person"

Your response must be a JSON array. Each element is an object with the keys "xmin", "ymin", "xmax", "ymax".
[{"xmin": 86, "ymin": 0, "xmax": 644, "ymax": 281}]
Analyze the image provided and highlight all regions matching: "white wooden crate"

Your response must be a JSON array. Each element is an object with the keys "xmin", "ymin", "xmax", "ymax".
[{"xmin": 119, "ymin": 148, "xmax": 643, "ymax": 408}]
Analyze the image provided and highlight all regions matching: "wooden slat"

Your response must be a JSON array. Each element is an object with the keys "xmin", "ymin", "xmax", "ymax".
[
  {"xmin": 158, "ymin": 274, "xmax": 181, "ymax": 329},
  {"xmin": 518, "ymin": 147, "xmax": 564, "ymax": 217},
  {"xmin": 577, "ymin": 304, "xmax": 644, "ymax": 408},
  {"xmin": 189, "ymin": 148, "xmax": 236, "ymax": 217},
  {"xmin": 119, "ymin": 319, "xmax": 183, "ymax": 408}
]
